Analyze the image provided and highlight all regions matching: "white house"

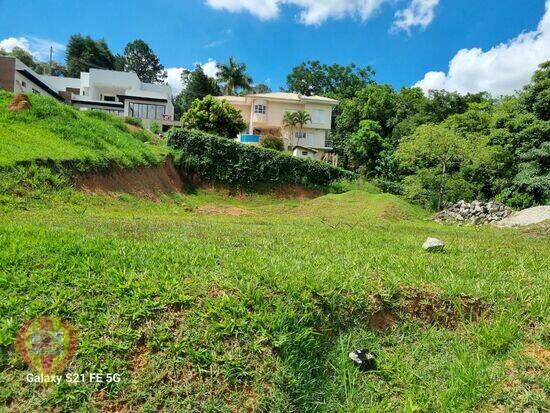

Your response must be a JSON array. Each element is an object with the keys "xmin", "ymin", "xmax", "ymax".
[
  {"xmin": 216, "ymin": 92, "xmax": 338, "ymax": 164},
  {"xmin": 0, "ymin": 56, "xmax": 178, "ymax": 130}
]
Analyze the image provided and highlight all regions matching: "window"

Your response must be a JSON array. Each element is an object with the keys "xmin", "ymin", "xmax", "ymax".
[
  {"xmin": 302, "ymin": 151, "xmax": 308, "ymax": 156},
  {"xmin": 129, "ymin": 102, "xmax": 166, "ymax": 120},
  {"xmin": 254, "ymin": 104, "xmax": 266, "ymax": 114},
  {"xmin": 103, "ymin": 96, "xmax": 116, "ymax": 102},
  {"xmin": 294, "ymin": 131, "xmax": 307, "ymax": 141},
  {"xmin": 21, "ymin": 81, "xmax": 27, "ymax": 87},
  {"xmin": 311, "ymin": 109, "xmax": 326, "ymax": 124}
]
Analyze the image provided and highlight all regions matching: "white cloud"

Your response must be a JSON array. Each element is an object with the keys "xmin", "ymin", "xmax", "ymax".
[
  {"xmin": 204, "ymin": 0, "xmax": 391, "ymax": 25},
  {"xmin": 200, "ymin": 59, "xmax": 220, "ymax": 78},
  {"xmin": 415, "ymin": 0, "xmax": 550, "ymax": 96},
  {"xmin": 392, "ymin": 0, "xmax": 439, "ymax": 32},
  {"xmin": 165, "ymin": 59, "xmax": 219, "ymax": 95},
  {"xmin": 165, "ymin": 67, "xmax": 186, "ymax": 95},
  {"xmin": 0, "ymin": 36, "xmax": 65, "ymax": 61}
]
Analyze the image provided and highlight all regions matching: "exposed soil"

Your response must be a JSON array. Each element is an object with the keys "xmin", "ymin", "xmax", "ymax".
[
  {"xmin": 525, "ymin": 344, "xmax": 550, "ymax": 369},
  {"xmin": 197, "ymin": 204, "xmax": 250, "ymax": 216},
  {"xmin": 368, "ymin": 288, "xmax": 491, "ymax": 331},
  {"xmin": 74, "ymin": 157, "xmax": 184, "ymax": 199}
]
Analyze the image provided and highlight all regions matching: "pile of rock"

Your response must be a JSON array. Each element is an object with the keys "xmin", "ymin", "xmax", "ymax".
[{"xmin": 435, "ymin": 200, "xmax": 513, "ymax": 225}]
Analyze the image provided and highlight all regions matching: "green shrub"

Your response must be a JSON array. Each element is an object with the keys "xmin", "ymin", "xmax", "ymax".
[
  {"xmin": 181, "ymin": 96, "xmax": 246, "ymax": 139},
  {"xmin": 168, "ymin": 128, "xmax": 354, "ymax": 188},
  {"xmin": 150, "ymin": 121, "xmax": 161, "ymax": 135},
  {"xmin": 260, "ymin": 135, "xmax": 285, "ymax": 151},
  {"xmin": 125, "ymin": 117, "xmax": 143, "ymax": 127}
]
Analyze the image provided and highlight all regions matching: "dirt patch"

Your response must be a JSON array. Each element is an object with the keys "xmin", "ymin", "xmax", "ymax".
[
  {"xmin": 93, "ymin": 392, "xmax": 131, "ymax": 413},
  {"xmin": 125, "ymin": 124, "xmax": 142, "ymax": 133},
  {"xmin": 74, "ymin": 157, "xmax": 184, "ymax": 199},
  {"xmin": 525, "ymin": 344, "xmax": 550, "ymax": 369},
  {"xmin": 8, "ymin": 94, "xmax": 31, "ymax": 112},
  {"xmin": 197, "ymin": 204, "xmax": 250, "ymax": 216},
  {"xmin": 369, "ymin": 288, "xmax": 490, "ymax": 331},
  {"xmin": 130, "ymin": 342, "xmax": 150, "ymax": 374}
]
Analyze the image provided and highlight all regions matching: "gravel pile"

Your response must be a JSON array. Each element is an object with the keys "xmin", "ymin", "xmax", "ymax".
[{"xmin": 435, "ymin": 200, "xmax": 513, "ymax": 225}]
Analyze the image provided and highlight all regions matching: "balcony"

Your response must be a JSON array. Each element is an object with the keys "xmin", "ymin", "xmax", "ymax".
[{"xmin": 251, "ymin": 112, "xmax": 267, "ymax": 124}]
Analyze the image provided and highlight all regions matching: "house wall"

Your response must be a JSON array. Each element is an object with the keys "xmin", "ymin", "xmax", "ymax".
[
  {"xmin": 14, "ymin": 72, "xmax": 54, "ymax": 96},
  {"xmin": 0, "ymin": 57, "xmax": 15, "ymax": 92},
  {"xmin": 263, "ymin": 100, "xmax": 303, "ymax": 127},
  {"xmin": 304, "ymin": 103, "xmax": 332, "ymax": 129}
]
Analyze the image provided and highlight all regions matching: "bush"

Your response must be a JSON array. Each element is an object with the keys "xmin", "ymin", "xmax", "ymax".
[
  {"xmin": 260, "ymin": 135, "xmax": 285, "ymax": 151},
  {"xmin": 150, "ymin": 121, "xmax": 161, "ymax": 135},
  {"xmin": 181, "ymin": 96, "xmax": 247, "ymax": 139},
  {"xmin": 125, "ymin": 117, "xmax": 143, "ymax": 127},
  {"xmin": 168, "ymin": 128, "xmax": 354, "ymax": 188}
]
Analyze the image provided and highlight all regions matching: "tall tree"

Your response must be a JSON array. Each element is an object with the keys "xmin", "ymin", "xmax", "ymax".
[
  {"xmin": 246, "ymin": 83, "xmax": 272, "ymax": 95},
  {"xmin": 175, "ymin": 65, "xmax": 221, "ymax": 115},
  {"xmin": 293, "ymin": 110, "xmax": 312, "ymax": 146},
  {"xmin": 65, "ymin": 34, "xmax": 115, "ymax": 77},
  {"xmin": 122, "ymin": 40, "xmax": 167, "ymax": 83},
  {"xmin": 217, "ymin": 57, "xmax": 252, "ymax": 96},
  {"xmin": 9, "ymin": 47, "xmax": 35, "ymax": 67},
  {"xmin": 286, "ymin": 61, "xmax": 374, "ymax": 99}
]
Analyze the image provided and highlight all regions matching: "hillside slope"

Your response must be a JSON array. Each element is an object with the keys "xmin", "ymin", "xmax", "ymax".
[
  {"xmin": 0, "ymin": 91, "xmax": 166, "ymax": 170},
  {"xmin": 0, "ymin": 181, "xmax": 548, "ymax": 411}
]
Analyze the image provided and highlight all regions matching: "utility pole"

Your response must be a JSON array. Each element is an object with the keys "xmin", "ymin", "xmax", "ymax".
[{"xmin": 49, "ymin": 46, "xmax": 53, "ymax": 75}]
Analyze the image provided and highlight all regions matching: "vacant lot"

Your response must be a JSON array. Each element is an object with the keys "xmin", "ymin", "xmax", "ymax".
[{"xmin": 0, "ymin": 182, "xmax": 548, "ymax": 412}]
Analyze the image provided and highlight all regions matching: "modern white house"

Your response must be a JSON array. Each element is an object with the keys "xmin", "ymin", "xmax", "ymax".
[
  {"xmin": 216, "ymin": 92, "xmax": 338, "ymax": 164},
  {"xmin": 0, "ymin": 56, "xmax": 178, "ymax": 130}
]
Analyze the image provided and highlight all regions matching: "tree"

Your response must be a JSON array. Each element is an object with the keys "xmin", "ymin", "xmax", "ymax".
[
  {"xmin": 122, "ymin": 39, "xmax": 167, "ymax": 83},
  {"xmin": 286, "ymin": 61, "xmax": 375, "ymax": 99},
  {"xmin": 66, "ymin": 34, "xmax": 116, "ymax": 77},
  {"xmin": 34, "ymin": 61, "xmax": 67, "ymax": 76},
  {"xmin": 293, "ymin": 110, "xmax": 311, "ymax": 146},
  {"xmin": 283, "ymin": 111, "xmax": 298, "ymax": 147},
  {"xmin": 423, "ymin": 90, "xmax": 491, "ymax": 123},
  {"xmin": 260, "ymin": 135, "xmax": 285, "ymax": 151},
  {"xmin": 523, "ymin": 61, "xmax": 550, "ymax": 120},
  {"xmin": 246, "ymin": 83, "xmax": 272, "ymax": 94},
  {"xmin": 181, "ymin": 95, "xmax": 246, "ymax": 139},
  {"xmin": 175, "ymin": 65, "xmax": 220, "ymax": 114},
  {"xmin": 396, "ymin": 124, "xmax": 470, "ymax": 210},
  {"xmin": 344, "ymin": 120, "xmax": 387, "ymax": 175},
  {"xmin": 217, "ymin": 57, "xmax": 252, "ymax": 96},
  {"xmin": 9, "ymin": 47, "xmax": 35, "ymax": 67}
]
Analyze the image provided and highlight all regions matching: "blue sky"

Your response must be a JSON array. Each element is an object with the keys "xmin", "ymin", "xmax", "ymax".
[{"xmin": 1, "ymin": 0, "xmax": 549, "ymax": 96}]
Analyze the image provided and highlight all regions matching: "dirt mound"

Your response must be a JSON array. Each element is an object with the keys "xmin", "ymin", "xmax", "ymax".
[
  {"xmin": 369, "ymin": 288, "xmax": 490, "ymax": 331},
  {"xmin": 197, "ymin": 204, "xmax": 250, "ymax": 216},
  {"xmin": 75, "ymin": 157, "xmax": 184, "ymax": 198},
  {"xmin": 7, "ymin": 94, "xmax": 31, "ymax": 112}
]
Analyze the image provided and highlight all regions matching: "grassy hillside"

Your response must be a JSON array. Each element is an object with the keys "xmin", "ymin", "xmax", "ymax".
[
  {"xmin": 0, "ymin": 91, "xmax": 166, "ymax": 170},
  {"xmin": 0, "ymin": 176, "xmax": 548, "ymax": 411}
]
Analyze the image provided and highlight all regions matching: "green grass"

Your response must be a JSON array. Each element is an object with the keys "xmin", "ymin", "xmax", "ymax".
[
  {"xmin": 0, "ymin": 91, "xmax": 167, "ymax": 170},
  {"xmin": 0, "ymin": 170, "xmax": 548, "ymax": 412}
]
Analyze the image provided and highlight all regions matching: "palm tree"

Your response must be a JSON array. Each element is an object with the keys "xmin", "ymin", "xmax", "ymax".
[
  {"xmin": 283, "ymin": 111, "xmax": 298, "ymax": 147},
  {"xmin": 217, "ymin": 57, "xmax": 253, "ymax": 96},
  {"xmin": 293, "ymin": 110, "xmax": 312, "ymax": 146}
]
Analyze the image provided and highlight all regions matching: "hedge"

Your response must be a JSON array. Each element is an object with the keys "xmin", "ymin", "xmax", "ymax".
[{"xmin": 167, "ymin": 128, "xmax": 355, "ymax": 188}]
